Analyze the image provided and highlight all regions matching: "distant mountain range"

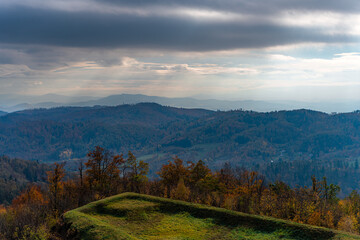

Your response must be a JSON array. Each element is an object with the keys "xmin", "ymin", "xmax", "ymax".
[
  {"xmin": 1, "ymin": 93, "xmax": 360, "ymax": 113},
  {"xmin": 2, "ymin": 103, "xmax": 360, "ymax": 195},
  {"xmin": 0, "ymin": 111, "xmax": 7, "ymax": 116},
  {"xmin": 0, "ymin": 93, "xmax": 97, "ymax": 106}
]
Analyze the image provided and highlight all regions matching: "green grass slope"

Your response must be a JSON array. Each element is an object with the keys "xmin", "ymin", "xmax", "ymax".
[{"xmin": 63, "ymin": 193, "xmax": 360, "ymax": 240}]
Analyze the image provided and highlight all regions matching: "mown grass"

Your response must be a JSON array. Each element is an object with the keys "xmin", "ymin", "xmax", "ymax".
[{"xmin": 63, "ymin": 193, "xmax": 360, "ymax": 240}]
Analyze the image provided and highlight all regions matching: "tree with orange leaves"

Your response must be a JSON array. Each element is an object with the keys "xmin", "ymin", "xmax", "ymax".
[
  {"xmin": 158, "ymin": 156, "xmax": 192, "ymax": 197},
  {"xmin": 235, "ymin": 170, "xmax": 265, "ymax": 213},
  {"xmin": 47, "ymin": 162, "xmax": 65, "ymax": 216},
  {"xmin": 12, "ymin": 185, "xmax": 47, "ymax": 209},
  {"xmin": 85, "ymin": 146, "xmax": 124, "ymax": 198},
  {"xmin": 10, "ymin": 185, "xmax": 49, "ymax": 239},
  {"xmin": 126, "ymin": 151, "xmax": 149, "ymax": 193}
]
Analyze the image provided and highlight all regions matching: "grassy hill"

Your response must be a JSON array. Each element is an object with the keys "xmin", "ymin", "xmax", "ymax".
[{"xmin": 62, "ymin": 193, "xmax": 360, "ymax": 240}]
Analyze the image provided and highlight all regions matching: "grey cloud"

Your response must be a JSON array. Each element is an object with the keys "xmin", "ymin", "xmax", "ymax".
[
  {"xmin": 97, "ymin": 0, "xmax": 360, "ymax": 14},
  {"xmin": 0, "ymin": 44, "xmax": 127, "ymax": 69},
  {"xmin": 0, "ymin": 6, "xmax": 357, "ymax": 52}
]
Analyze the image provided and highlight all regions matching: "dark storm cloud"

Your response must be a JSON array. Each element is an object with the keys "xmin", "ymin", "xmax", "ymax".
[{"xmin": 0, "ymin": 5, "xmax": 357, "ymax": 52}]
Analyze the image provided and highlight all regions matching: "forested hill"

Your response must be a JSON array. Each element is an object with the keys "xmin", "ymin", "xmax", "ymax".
[
  {"xmin": 0, "ymin": 156, "xmax": 49, "ymax": 204},
  {"xmin": 0, "ymin": 103, "xmax": 210, "ymax": 124},
  {"xmin": 1, "ymin": 104, "xmax": 360, "ymax": 165},
  {"xmin": 2, "ymin": 103, "xmax": 360, "ymax": 194},
  {"xmin": 0, "ymin": 103, "xmax": 212, "ymax": 161},
  {"xmin": 0, "ymin": 111, "xmax": 7, "ymax": 116}
]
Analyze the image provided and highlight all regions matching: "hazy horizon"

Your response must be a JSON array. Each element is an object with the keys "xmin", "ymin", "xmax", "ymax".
[
  {"xmin": 1, "ymin": 92, "xmax": 360, "ymax": 114},
  {"xmin": 4, "ymin": 92, "xmax": 360, "ymax": 103}
]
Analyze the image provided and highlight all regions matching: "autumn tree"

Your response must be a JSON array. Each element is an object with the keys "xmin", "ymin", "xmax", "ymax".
[
  {"xmin": 338, "ymin": 190, "xmax": 360, "ymax": 233},
  {"xmin": 235, "ymin": 170, "xmax": 265, "ymax": 214},
  {"xmin": 47, "ymin": 162, "xmax": 65, "ymax": 216},
  {"xmin": 171, "ymin": 178, "xmax": 190, "ymax": 201},
  {"xmin": 85, "ymin": 146, "xmax": 124, "ymax": 198},
  {"xmin": 12, "ymin": 185, "xmax": 47, "ymax": 208},
  {"xmin": 216, "ymin": 162, "xmax": 237, "ymax": 192},
  {"xmin": 7, "ymin": 185, "xmax": 49, "ymax": 239},
  {"xmin": 188, "ymin": 160, "xmax": 219, "ymax": 203},
  {"xmin": 77, "ymin": 159, "xmax": 86, "ymax": 206},
  {"xmin": 346, "ymin": 191, "xmax": 360, "ymax": 216},
  {"xmin": 189, "ymin": 160, "xmax": 210, "ymax": 185},
  {"xmin": 158, "ymin": 157, "xmax": 192, "ymax": 197},
  {"xmin": 337, "ymin": 215, "xmax": 359, "ymax": 233},
  {"xmin": 125, "ymin": 151, "xmax": 149, "ymax": 193},
  {"xmin": 261, "ymin": 181, "xmax": 295, "ymax": 219},
  {"xmin": 320, "ymin": 177, "xmax": 340, "ymax": 205}
]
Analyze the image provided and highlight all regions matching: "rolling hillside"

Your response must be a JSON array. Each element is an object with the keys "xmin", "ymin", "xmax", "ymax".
[
  {"xmin": 3, "ymin": 104, "xmax": 360, "ymax": 165},
  {"xmin": 62, "ymin": 193, "xmax": 360, "ymax": 240},
  {"xmin": 0, "ymin": 156, "xmax": 49, "ymax": 204},
  {"xmin": 0, "ymin": 103, "xmax": 211, "ymax": 161},
  {"xmin": 3, "ymin": 104, "xmax": 360, "ymax": 194}
]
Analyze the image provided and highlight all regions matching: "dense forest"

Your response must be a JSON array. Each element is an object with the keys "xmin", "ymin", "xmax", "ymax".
[
  {"xmin": 0, "ymin": 156, "xmax": 48, "ymax": 204},
  {"xmin": 254, "ymin": 158, "xmax": 360, "ymax": 197},
  {"xmin": 2, "ymin": 104, "xmax": 360, "ymax": 194},
  {"xmin": 1, "ymin": 147, "xmax": 360, "ymax": 239},
  {"xmin": 0, "ymin": 103, "xmax": 210, "ymax": 161}
]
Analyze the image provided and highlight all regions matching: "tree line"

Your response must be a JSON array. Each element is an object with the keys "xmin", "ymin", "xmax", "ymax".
[{"xmin": 1, "ymin": 146, "xmax": 360, "ymax": 239}]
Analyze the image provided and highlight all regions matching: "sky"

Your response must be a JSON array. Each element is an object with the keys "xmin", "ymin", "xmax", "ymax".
[{"xmin": 1, "ymin": 0, "xmax": 360, "ymax": 102}]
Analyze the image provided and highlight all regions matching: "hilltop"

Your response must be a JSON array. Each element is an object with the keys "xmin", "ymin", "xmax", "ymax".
[{"xmin": 62, "ymin": 193, "xmax": 360, "ymax": 240}]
